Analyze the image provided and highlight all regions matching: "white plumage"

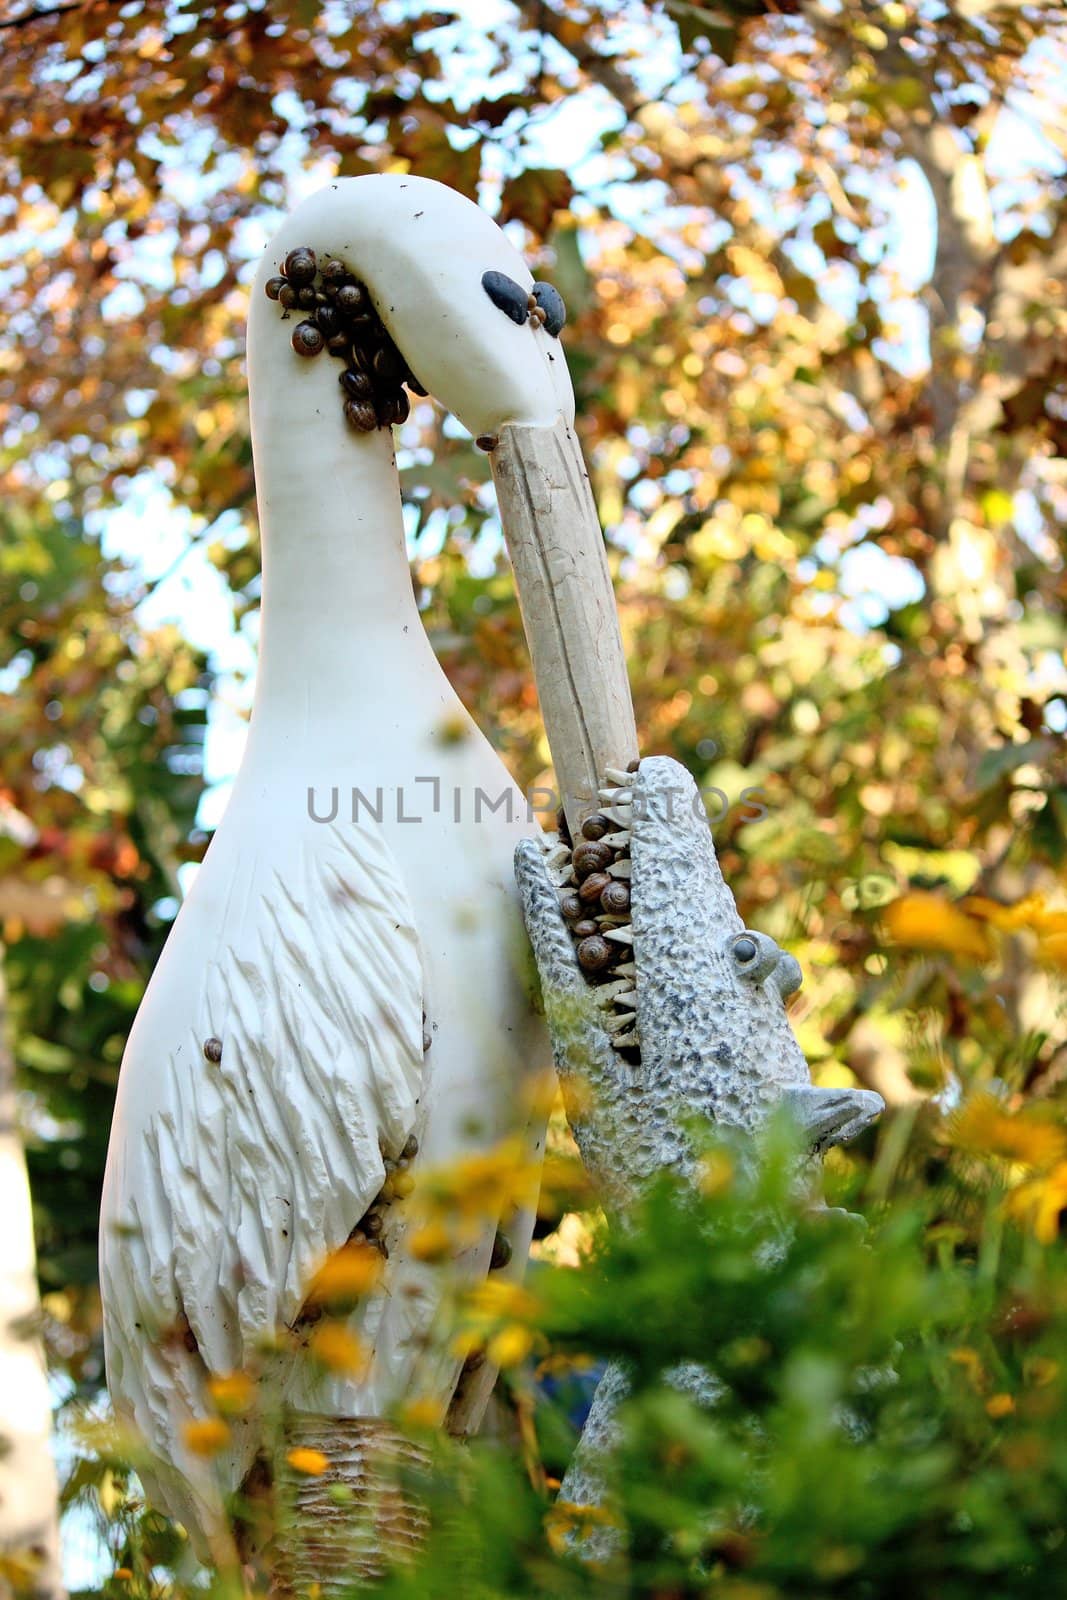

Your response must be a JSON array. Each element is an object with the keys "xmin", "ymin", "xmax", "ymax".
[{"xmin": 100, "ymin": 173, "xmax": 574, "ymax": 1554}]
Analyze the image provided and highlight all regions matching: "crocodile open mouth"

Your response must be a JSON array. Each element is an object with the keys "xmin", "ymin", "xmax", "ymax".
[
  {"xmin": 264, "ymin": 244, "xmax": 425, "ymax": 431},
  {"xmin": 541, "ymin": 764, "xmax": 641, "ymax": 1061}
]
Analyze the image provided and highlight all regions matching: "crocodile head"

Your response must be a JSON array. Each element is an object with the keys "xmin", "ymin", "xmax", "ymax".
[{"xmin": 515, "ymin": 755, "xmax": 882, "ymax": 1204}]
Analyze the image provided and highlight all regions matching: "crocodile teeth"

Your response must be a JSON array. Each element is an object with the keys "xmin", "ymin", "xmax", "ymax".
[
  {"xmin": 603, "ymin": 925, "xmax": 633, "ymax": 946},
  {"xmin": 598, "ymin": 786, "xmax": 633, "ymax": 805},
  {"xmin": 543, "ymin": 842, "xmax": 572, "ymax": 871},
  {"xmin": 602, "ymin": 830, "xmax": 630, "ymax": 850},
  {"xmin": 613, "ymin": 961, "xmax": 636, "ymax": 978},
  {"xmin": 594, "ymin": 980, "xmax": 637, "ymax": 1007},
  {"xmin": 605, "ymin": 1010, "xmax": 638, "ymax": 1035},
  {"xmin": 602, "ymin": 805, "xmax": 633, "ymax": 825},
  {"xmin": 611, "ymin": 1030, "xmax": 639, "ymax": 1050},
  {"xmin": 607, "ymin": 859, "xmax": 632, "ymax": 879}
]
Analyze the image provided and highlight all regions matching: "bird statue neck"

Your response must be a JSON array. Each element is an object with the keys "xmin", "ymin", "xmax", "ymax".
[{"xmin": 247, "ymin": 301, "xmax": 429, "ymax": 734}]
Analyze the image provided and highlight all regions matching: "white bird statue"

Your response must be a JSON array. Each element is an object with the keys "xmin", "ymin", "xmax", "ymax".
[{"xmin": 99, "ymin": 175, "xmax": 587, "ymax": 1567}]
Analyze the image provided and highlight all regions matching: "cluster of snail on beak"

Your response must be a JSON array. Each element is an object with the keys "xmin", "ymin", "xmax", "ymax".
[
  {"xmin": 543, "ymin": 763, "xmax": 641, "ymax": 1057},
  {"xmin": 265, "ymin": 246, "xmax": 425, "ymax": 432}
]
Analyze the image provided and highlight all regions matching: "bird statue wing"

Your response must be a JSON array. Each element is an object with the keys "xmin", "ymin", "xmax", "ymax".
[{"xmin": 100, "ymin": 820, "xmax": 423, "ymax": 1544}]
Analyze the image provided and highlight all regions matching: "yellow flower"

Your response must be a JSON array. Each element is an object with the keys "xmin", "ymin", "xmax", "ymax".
[
  {"xmin": 1025, "ymin": 1356, "xmax": 1059, "ymax": 1389},
  {"xmin": 463, "ymin": 1279, "xmax": 541, "ymax": 1323},
  {"xmin": 182, "ymin": 1417, "xmax": 231, "ymax": 1457},
  {"xmin": 986, "ymin": 1393, "xmax": 1015, "ymax": 1419},
  {"xmin": 1006, "ymin": 1163, "xmax": 1067, "ymax": 1244},
  {"xmin": 487, "ymin": 1324, "xmax": 535, "ymax": 1368},
  {"xmin": 449, "ymin": 1328, "xmax": 486, "ymax": 1361},
  {"xmin": 544, "ymin": 1499, "xmax": 621, "ymax": 1554},
  {"xmin": 948, "ymin": 1347, "xmax": 984, "ymax": 1387},
  {"xmin": 948, "ymin": 1094, "xmax": 1066, "ymax": 1171},
  {"xmin": 1038, "ymin": 931, "xmax": 1067, "ymax": 973},
  {"xmin": 407, "ymin": 1221, "xmax": 452, "ymax": 1263},
  {"xmin": 113, "ymin": 1570, "xmax": 133, "ymax": 1582},
  {"xmin": 207, "ymin": 1371, "xmax": 255, "ymax": 1416},
  {"xmin": 306, "ymin": 1243, "xmax": 382, "ymax": 1308},
  {"xmin": 398, "ymin": 1398, "xmax": 441, "ymax": 1429},
  {"xmin": 697, "ymin": 1150, "xmax": 734, "ymax": 1198},
  {"xmin": 965, "ymin": 894, "xmax": 1067, "ymax": 938},
  {"xmin": 308, "ymin": 1322, "xmax": 368, "ymax": 1376},
  {"xmin": 286, "ymin": 1447, "xmax": 329, "ymax": 1476},
  {"xmin": 884, "ymin": 893, "xmax": 992, "ymax": 961}
]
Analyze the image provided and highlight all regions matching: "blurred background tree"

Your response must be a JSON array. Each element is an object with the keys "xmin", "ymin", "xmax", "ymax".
[{"xmin": 0, "ymin": 0, "xmax": 1065, "ymax": 1585}]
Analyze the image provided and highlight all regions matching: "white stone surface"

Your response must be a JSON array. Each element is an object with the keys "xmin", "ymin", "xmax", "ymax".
[{"xmin": 100, "ymin": 175, "xmax": 562, "ymax": 1555}]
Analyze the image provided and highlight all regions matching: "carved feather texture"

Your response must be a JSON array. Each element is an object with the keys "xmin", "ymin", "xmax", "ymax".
[{"xmin": 100, "ymin": 821, "xmax": 423, "ymax": 1549}]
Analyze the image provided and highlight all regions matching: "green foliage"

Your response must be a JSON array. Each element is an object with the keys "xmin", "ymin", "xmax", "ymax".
[{"xmin": 75, "ymin": 1116, "xmax": 1067, "ymax": 1596}]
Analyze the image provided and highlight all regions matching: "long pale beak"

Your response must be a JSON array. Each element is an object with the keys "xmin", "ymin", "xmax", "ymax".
[{"xmin": 258, "ymin": 174, "xmax": 638, "ymax": 834}]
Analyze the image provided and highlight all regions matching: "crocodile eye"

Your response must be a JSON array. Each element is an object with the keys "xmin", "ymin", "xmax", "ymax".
[{"xmin": 729, "ymin": 931, "xmax": 781, "ymax": 982}]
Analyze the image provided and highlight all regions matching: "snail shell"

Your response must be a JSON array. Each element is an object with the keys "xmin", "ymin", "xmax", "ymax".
[
  {"xmin": 283, "ymin": 246, "xmax": 317, "ymax": 285},
  {"xmin": 343, "ymin": 398, "xmax": 378, "ymax": 432},
  {"xmin": 580, "ymin": 812, "xmax": 611, "ymax": 842},
  {"xmin": 600, "ymin": 880, "xmax": 631, "ymax": 916},
  {"xmin": 572, "ymin": 841, "xmax": 613, "ymax": 879},
  {"xmin": 577, "ymin": 935, "xmax": 614, "ymax": 973},
  {"xmin": 578, "ymin": 871, "xmax": 611, "ymax": 905},
  {"xmin": 291, "ymin": 320, "xmax": 325, "ymax": 358}
]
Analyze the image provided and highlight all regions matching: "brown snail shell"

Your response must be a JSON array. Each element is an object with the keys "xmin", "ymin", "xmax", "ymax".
[
  {"xmin": 402, "ymin": 1134, "xmax": 419, "ymax": 1160},
  {"xmin": 600, "ymin": 880, "xmax": 630, "ymax": 916},
  {"xmin": 283, "ymin": 247, "xmax": 316, "ymax": 285},
  {"xmin": 278, "ymin": 283, "xmax": 298, "ymax": 309},
  {"xmin": 326, "ymin": 333, "xmax": 350, "ymax": 357},
  {"xmin": 578, "ymin": 871, "xmax": 611, "ymax": 904},
  {"xmin": 340, "ymin": 368, "xmax": 373, "ymax": 399},
  {"xmin": 573, "ymin": 841, "xmax": 613, "ymax": 879},
  {"xmin": 337, "ymin": 282, "xmax": 368, "ymax": 315},
  {"xmin": 292, "ymin": 320, "xmax": 325, "ymax": 358},
  {"xmin": 315, "ymin": 303, "xmax": 342, "ymax": 339},
  {"xmin": 560, "ymin": 893, "xmax": 584, "ymax": 921},
  {"xmin": 265, "ymin": 276, "xmax": 287, "ymax": 301},
  {"xmin": 572, "ymin": 918, "xmax": 599, "ymax": 939},
  {"xmin": 203, "ymin": 1037, "xmax": 223, "ymax": 1064},
  {"xmin": 577, "ymin": 935, "xmax": 614, "ymax": 973},
  {"xmin": 581, "ymin": 812, "xmax": 611, "ymax": 841},
  {"xmin": 321, "ymin": 257, "xmax": 348, "ymax": 288},
  {"xmin": 343, "ymin": 398, "xmax": 378, "ymax": 432},
  {"xmin": 490, "ymin": 1232, "xmax": 513, "ymax": 1270},
  {"xmin": 297, "ymin": 285, "xmax": 318, "ymax": 309}
]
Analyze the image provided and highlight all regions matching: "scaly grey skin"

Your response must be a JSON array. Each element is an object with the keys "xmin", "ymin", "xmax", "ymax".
[{"xmin": 514, "ymin": 755, "xmax": 883, "ymax": 1548}]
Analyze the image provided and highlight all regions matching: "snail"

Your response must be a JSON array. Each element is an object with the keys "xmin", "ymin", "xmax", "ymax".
[
  {"xmin": 265, "ymin": 247, "xmax": 426, "ymax": 432},
  {"xmin": 292, "ymin": 321, "xmax": 325, "ymax": 358},
  {"xmin": 581, "ymin": 813, "xmax": 611, "ymax": 842},
  {"xmin": 600, "ymin": 880, "xmax": 630, "ymax": 916},
  {"xmin": 577, "ymin": 935, "xmax": 615, "ymax": 973},
  {"xmin": 572, "ymin": 840, "xmax": 613, "ymax": 878},
  {"xmin": 202, "ymin": 1037, "xmax": 223, "ymax": 1064},
  {"xmin": 283, "ymin": 246, "xmax": 316, "ymax": 284},
  {"xmin": 578, "ymin": 870, "xmax": 612, "ymax": 905}
]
